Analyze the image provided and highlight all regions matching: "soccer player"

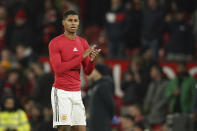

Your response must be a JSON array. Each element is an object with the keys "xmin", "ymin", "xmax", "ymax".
[{"xmin": 48, "ymin": 10, "xmax": 101, "ymax": 131}]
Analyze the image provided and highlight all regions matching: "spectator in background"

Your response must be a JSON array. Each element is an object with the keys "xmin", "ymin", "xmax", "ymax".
[
  {"xmin": 0, "ymin": 95, "xmax": 31, "ymax": 131},
  {"xmin": 105, "ymin": 0, "xmax": 126, "ymax": 59},
  {"xmin": 23, "ymin": 0, "xmax": 45, "ymax": 55},
  {"xmin": 95, "ymin": 51, "xmax": 107, "ymax": 64},
  {"xmin": 141, "ymin": 0, "xmax": 164, "ymax": 59},
  {"xmin": 3, "ymin": 0, "xmax": 24, "ymax": 18},
  {"xmin": 121, "ymin": 56, "xmax": 149, "ymax": 105},
  {"xmin": 24, "ymin": 0, "xmax": 44, "ymax": 29},
  {"xmin": 121, "ymin": 56, "xmax": 142, "ymax": 105},
  {"xmin": 140, "ymin": 48, "xmax": 156, "ymax": 85},
  {"xmin": 23, "ymin": 68, "xmax": 36, "ymax": 97},
  {"xmin": 0, "ymin": 5, "xmax": 8, "ymax": 52},
  {"xmin": 40, "ymin": 106, "xmax": 56, "ymax": 131},
  {"xmin": 41, "ymin": 0, "xmax": 60, "ymax": 55},
  {"xmin": 87, "ymin": 64, "xmax": 115, "ymax": 131},
  {"xmin": 0, "ymin": 69, "xmax": 23, "ymax": 101},
  {"xmin": 120, "ymin": 114, "xmax": 135, "ymax": 131},
  {"xmin": 5, "ymin": 9, "xmax": 37, "ymax": 52},
  {"xmin": 164, "ymin": 10, "xmax": 195, "ymax": 61},
  {"xmin": 164, "ymin": 0, "xmax": 196, "ymax": 15},
  {"xmin": 124, "ymin": 0, "xmax": 142, "ymax": 49},
  {"xmin": 29, "ymin": 104, "xmax": 44, "ymax": 131},
  {"xmin": 31, "ymin": 62, "xmax": 54, "ymax": 106},
  {"xmin": 95, "ymin": 51, "xmax": 112, "ymax": 76},
  {"xmin": 0, "ymin": 62, "xmax": 8, "ymax": 80},
  {"xmin": 141, "ymin": 48, "xmax": 156, "ymax": 72},
  {"xmin": 1, "ymin": 48, "xmax": 13, "ymax": 62},
  {"xmin": 166, "ymin": 62, "xmax": 196, "ymax": 113},
  {"xmin": 0, "ymin": 48, "xmax": 12, "ymax": 79},
  {"xmin": 23, "ymin": 97, "xmax": 36, "ymax": 119},
  {"xmin": 143, "ymin": 65, "xmax": 168, "ymax": 130},
  {"xmin": 83, "ymin": 52, "xmax": 112, "ymax": 113},
  {"xmin": 15, "ymin": 44, "xmax": 36, "ymax": 69},
  {"xmin": 128, "ymin": 104, "xmax": 144, "ymax": 123}
]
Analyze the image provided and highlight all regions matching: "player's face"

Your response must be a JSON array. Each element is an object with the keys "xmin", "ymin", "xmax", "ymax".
[{"xmin": 62, "ymin": 15, "xmax": 79, "ymax": 34}]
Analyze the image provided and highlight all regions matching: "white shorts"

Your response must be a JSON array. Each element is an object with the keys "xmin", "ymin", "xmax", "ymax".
[{"xmin": 51, "ymin": 87, "xmax": 86, "ymax": 128}]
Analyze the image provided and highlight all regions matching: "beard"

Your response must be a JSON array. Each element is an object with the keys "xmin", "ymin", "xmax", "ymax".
[
  {"xmin": 67, "ymin": 28, "xmax": 77, "ymax": 34},
  {"xmin": 68, "ymin": 31, "xmax": 75, "ymax": 34},
  {"xmin": 66, "ymin": 26, "xmax": 78, "ymax": 34}
]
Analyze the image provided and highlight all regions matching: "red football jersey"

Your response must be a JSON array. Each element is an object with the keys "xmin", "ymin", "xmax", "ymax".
[{"xmin": 48, "ymin": 34, "xmax": 95, "ymax": 91}]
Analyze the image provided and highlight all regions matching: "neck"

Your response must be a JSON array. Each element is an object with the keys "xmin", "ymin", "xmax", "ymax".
[{"xmin": 64, "ymin": 31, "xmax": 76, "ymax": 40}]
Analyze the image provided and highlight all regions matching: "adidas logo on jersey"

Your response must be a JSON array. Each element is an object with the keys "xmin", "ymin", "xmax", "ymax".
[{"xmin": 73, "ymin": 47, "xmax": 78, "ymax": 52}]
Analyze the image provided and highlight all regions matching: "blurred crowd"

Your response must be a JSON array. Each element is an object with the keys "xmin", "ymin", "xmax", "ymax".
[
  {"xmin": 0, "ymin": 0, "xmax": 197, "ymax": 131},
  {"xmin": 87, "ymin": 0, "xmax": 197, "ymax": 61}
]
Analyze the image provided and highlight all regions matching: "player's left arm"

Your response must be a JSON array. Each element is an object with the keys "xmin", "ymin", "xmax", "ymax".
[{"xmin": 82, "ymin": 40, "xmax": 101, "ymax": 75}]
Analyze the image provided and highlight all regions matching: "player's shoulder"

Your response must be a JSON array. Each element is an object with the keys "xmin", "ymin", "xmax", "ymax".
[
  {"xmin": 51, "ymin": 34, "xmax": 64, "ymax": 43},
  {"xmin": 77, "ymin": 35, "xmax": 88, "ymax": 43},
  {"xmin": 77, "ymin": 36, "xmax": 89, "ymax": 49},
  {"xmin": 49, "ymin": 34, "xmax": 64, "ymax": 47}
]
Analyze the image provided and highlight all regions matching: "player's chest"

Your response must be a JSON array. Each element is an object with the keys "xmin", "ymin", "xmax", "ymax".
[{"xmin": 59, "ymin": 42, "xmax": 84, "ymax": 61}]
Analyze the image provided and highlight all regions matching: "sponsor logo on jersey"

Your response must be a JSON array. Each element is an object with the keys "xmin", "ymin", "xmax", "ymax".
[{"xmin": 73, "ymin": 47, "xmax": 78, "ymax": 52}]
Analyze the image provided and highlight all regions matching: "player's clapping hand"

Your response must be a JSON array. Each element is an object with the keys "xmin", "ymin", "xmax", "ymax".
[
  {"xmin": 82, "ymin": 45, "xmax": 96, "ymax": 59},
  {"xmin": 83, "ymin": 48, "xmax": 92, "ymax": 59},
  {"xmin": 90, "ymin": 45, "xmax": 101, "ymax": 62},
  {"xmin": 82, "ymin": 45, "xmax": 101, "ymax": 61}
]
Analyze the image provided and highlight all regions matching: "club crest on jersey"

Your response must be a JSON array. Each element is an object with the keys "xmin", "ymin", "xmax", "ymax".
[
  {"xmin": 61, "ymin": 114, "xmax": 67, "ymax": 121},
  {"xmin": 73, "ymin": 47, "xmax": 78, "ymax": 52}
]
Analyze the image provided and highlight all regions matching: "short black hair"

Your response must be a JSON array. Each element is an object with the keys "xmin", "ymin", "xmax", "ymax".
[
  {"xmin": 63, "ymin": 10, "xmax": 78, "ymax": 19},
  {"xmin": 0, "ymin": 95, "xmax": 20, "ymax": 111},
  {"xmin": 95, "ymin": 64, "xmax": 109, "ymax": 76}
]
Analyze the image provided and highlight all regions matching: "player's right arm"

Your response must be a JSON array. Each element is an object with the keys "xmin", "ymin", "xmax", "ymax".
[{"xmin": 49, "ymin": 40, "xmax": 83, "ymax": 75}]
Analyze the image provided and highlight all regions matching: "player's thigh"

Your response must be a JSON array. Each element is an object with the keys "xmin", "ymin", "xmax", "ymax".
[
  {"xmin": 71, "ymin": 93, "xmax": 86, "ymax": 126},
  {"xmin": 58, "ymin": 89, "xmax": 73, "ymax": 123},
  {"xmin": 72, "ymin": 102, "xmax": 86, "ymax": 122},
  {"xmin": 51, "ymin": 87, "xmax": 73, "ymax": 126},
  {"xmin": 71, "ymin": 125, "xmax": 86, "ymax": 131},
  {"xmin": 58, "ymin": 125, "xmax": 71, "ymax": 131}
]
